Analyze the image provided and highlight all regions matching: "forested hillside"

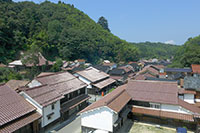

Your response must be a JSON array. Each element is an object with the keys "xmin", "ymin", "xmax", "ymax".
[
  {"xmin": 131, "ymin": 42, "xmax": 179, "ymax": 59},
  {"xmin": 0, "ymin": 0, "xmax": 139, "ymax": 64},
  {"xmin": 170, "ymin": 35, "xmax": 200, "ymax": 67}
]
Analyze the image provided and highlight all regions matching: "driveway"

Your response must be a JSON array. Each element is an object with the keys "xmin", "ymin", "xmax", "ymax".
[{"xmin": 56, "ymin": 116, "xmax": 81, "ymax": 133}]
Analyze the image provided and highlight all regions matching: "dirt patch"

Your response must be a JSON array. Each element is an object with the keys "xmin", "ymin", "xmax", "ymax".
[{"xmin": 130, "ymin": 123, "xmax": 175, "ymax": 133}]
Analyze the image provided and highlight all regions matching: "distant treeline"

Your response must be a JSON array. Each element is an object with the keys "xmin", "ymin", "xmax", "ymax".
[{"xmin": 131, "ymin": 42, "xmax": 179, "ymax": 60}]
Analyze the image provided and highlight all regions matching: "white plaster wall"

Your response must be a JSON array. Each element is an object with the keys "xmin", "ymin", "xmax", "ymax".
[
  {"xmin": 184, "ymin": 94, "xmax": 194, "ymax": 104},
  {"xmin": 112, "ymin": 112, "xmax": 119, "ymax": 124},
  {"xmin": 42, "ymin": 101, "xmax": 61, "ymax": 127},
  {"xmin": 161, "ymin": 104, "xmax": 192, "ymax": 114},
  {"xmin": 28, "ymin": 79, "xmax": 42, "ymax": 88},
  {"xmin": 81, "ymin": 107, "xmax": 114, "ymax": 132},
  {"xmin": 74, "ymin": 74, "xmax": 92, "ymax": 89},
  {"xmin": 20, "ymin": 92, "xmax": 42, "ymax": 114}
]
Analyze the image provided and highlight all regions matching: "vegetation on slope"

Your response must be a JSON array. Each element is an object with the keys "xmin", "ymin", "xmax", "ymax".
[
  {"xmin": 170, "ymin": 36, "xmax": 200, "ymax": 67},
  {"xmin": 0, "ymin": 0, "xmax": 139, "ymax": 64},
  {"xmin": 131, "ymin": 42, "xmax": 180, "ymax": 60}
]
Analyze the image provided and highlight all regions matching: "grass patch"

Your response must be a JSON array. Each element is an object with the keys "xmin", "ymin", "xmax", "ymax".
[{"xmin": 108, "ymin": 88, "xmax": 115, "ymax": 93}]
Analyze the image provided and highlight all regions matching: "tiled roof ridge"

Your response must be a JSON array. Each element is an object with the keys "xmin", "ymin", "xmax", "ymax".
[
  {"xmin": 131, "ymin": 80, "xmax": 177, "ymax": 84},
  {"xmin": 105, "ymin": 89, "xmax": 126, "ymax": 106},
  {"xmin": 25, "ymin": 84, "xmax": 47, "ymax": 91},
  {"xmin": 36, "ymin": 73, "xmax": 55, "ymax": 78},
  {"xmin": 131, "ymin": 89, "xmax": 177, "ymax": 94},
  {"xmin": 36, "ymin": 71, "xmax": 76, "ymax": 79}
]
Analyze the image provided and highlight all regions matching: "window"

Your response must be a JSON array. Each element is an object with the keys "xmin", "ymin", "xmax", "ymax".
[
  {"xmin": 52, "ymin": 103, "xmax": 55, "ymax": 110},
  {"xmin": 150, "ymin": 103, "xmax": 160, "ymax": 109},
  {"xmin": 47, "ymin": 112, "xmax": 54, "ymax": 120}
]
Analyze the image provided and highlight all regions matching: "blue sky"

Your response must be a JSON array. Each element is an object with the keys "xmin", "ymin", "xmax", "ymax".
[{"xmin": 13, "ymin": 0, "xmax": 200, "ymax": 45}]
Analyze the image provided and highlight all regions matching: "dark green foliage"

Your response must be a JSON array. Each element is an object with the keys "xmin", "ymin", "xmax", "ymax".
[
  {"xmin": 131, "ymin": 42, "xmax": 179, "ymax": 60},
  {"xmin": 171, "ymin": 36, "xmax": 200, "ymax": 67},
  {"xmin": 0, "ymin": 67, "xmax": 22, "ymax": 83},
  {"xmin": 97, "ymin": 16, "xmax": 110, "ymax": 32},
  {"xmin": 51, "ymin": 58, "xmax": 63, "ymax": 72},
  {"xmin": 0, "ymin": 1, "xmax": 139, "ymax": 64}
]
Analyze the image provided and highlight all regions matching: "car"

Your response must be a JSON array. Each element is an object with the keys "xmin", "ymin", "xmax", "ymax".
[{"xmin": 176, "ymin": 127, "xmax": 187, "ymax": 133}]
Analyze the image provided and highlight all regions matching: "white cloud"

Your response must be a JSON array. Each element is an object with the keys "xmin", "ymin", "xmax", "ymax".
[{"xmin": 164, "ymin": 40, "xmax": 176, "ymax": 45}]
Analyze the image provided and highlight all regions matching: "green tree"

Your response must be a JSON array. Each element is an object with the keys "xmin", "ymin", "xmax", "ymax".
[
  {"xmin": 51, "ymin": 58, "xmax": 63, "ymax": 72},
  {"xmin": 97, "ymin": 16, "xmax": 110, "ymax": 32}
]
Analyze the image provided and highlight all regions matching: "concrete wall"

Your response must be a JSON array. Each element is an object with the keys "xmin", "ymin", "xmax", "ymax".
[
  {"xmin": 28, "ymin": 79, "xmax": 42, "ymax": 88},
  {"xmin": 81, "ymin": 107, "xmax": 114, "ymax": 132},
  {"xmin": 184, "ymin": 94, "xmax": 195, "ymax": 104},
  {"xmin": 42, "ymin": 101, "xmax": 61, "ymax": 127}
]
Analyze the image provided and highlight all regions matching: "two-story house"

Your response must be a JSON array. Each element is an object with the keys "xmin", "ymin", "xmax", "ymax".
[
  {"xmin": 74, "ymin": 67, "xmax": 116, "ymax": 101},
  {"xmin": 20, "ymin": 85, "xmax": 64, "ymax": 128},
  {"xmin": 0, "ymin": 84, "xmax": 41, "ymax": 133},
  {"xmin": 27, "ymin": 72, "xmax": 90, "ymax": 121}
]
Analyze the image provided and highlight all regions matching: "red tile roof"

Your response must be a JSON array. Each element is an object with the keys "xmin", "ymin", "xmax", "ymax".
[
  {"xmin": 80, "ymin": 84, "xmax": 131, "ymax": 113},
  {"xmin": 77, "ymin": 67, "xmax": 109, "ymax": 83},
  {"xmin": 93, "ymin": 78, "xmax": 116, "ymax": 89},
  {"xmin": 191, "ymin": 64, "xmax": 200, "ymax": 74},
  {"xmin": 138, "ymin": 65, "xmax": 159, "ymax": 76},
  {"xmin": 36, "ymin": 72, "xmax": 75, "ymax": 85},
  {"xmin": 0, "ymin": 84, "xmax": 36, "ymax": 126},
  {"xmin": 0, "ymin": 112, "xmax": 41, "ymax": 133},
  {"xmin": 6, "ymin": 80, "xmax": 29, "ymax": 91},
  {"xmin": 126, "ymin": 80, "xmax": 179, "ymax": 105},
  {"xmin": 178, "ymin": 89, "xmax": 196, "ymax": 95},
  {"xmin": 127, "ymin": 80, "xmax": 200, "ymax": 114},
  {"xmin": 51, "ymin": 78, "xmax": 87, "ymax": 95},
  {"xmin": 24, "ymin": 85, "xmax": 64, "ymax": 107}
]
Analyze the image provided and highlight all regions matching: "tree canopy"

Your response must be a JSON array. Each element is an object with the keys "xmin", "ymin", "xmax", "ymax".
[
  {"xmin": 131, "ymin": 42, "xmax": 179, "ymax": 60},
  {"xmin": 170, "ymin": 35, "xmax": 200, "ymax": 67},
  {"xmin": 0, "ymin": 1, "xmax": 139, "ymax": 64},
  {"xmin": 97, "ymin": 16, "xmax": 110, "ymax": 32}
]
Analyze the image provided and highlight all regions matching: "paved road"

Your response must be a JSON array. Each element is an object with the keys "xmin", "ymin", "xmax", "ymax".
[{"xmin": 57, "ymin": 116, "xmax": 81, "ymax": 133}]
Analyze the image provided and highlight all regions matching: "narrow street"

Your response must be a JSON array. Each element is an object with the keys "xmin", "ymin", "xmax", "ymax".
[{"xmin": 56, "ymin": 116, "xmax": 81, "ymax": 133}]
